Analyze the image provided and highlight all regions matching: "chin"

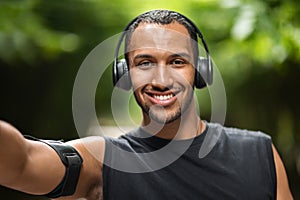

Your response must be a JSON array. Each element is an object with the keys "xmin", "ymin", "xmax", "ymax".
[{"xmin": 149, "ymin": 110, "xmax": 181, "ymax": 124}]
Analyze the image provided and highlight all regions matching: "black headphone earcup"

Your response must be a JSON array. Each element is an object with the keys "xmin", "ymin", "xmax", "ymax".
[
  {"xmin": 195, "ymin": 57, "xmax": 213, "ymax": 89},
  {"xmin": 113, "ymin": 58, "xmax": 132, "ymax": 90}
]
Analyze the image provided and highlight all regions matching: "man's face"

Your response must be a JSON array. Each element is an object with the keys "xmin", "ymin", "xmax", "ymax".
[{"xmin": 127, "ymin": 22, "xmax": 196, "ymax": 124}]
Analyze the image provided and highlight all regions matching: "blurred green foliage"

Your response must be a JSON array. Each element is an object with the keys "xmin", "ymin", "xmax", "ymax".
[{"xmin": 0, "ymin": 0, "xmax": 299, "ymax": 199}]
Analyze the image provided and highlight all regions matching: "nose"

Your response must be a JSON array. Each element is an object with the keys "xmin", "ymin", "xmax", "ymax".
[{"xmin": 151, "ymin": 64, "xmax": 174, "ymax": 90}]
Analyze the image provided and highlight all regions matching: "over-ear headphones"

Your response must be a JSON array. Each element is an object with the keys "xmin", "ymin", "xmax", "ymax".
[{"xmin": 113, "ymin": 10, "xmax": 213, "ymax": 91}]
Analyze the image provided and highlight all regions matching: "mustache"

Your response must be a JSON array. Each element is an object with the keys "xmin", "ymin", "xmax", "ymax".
[{"xmin": 142, "ymin": 85, "xmax": 182, "ymax": 93}]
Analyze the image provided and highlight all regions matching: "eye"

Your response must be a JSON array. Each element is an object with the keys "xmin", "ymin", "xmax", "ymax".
[
  {"xmin": 170, "ymin": 59, "xmax": 186, "ymax": 67},
  {"xmin": 137, "ymin": 60, "xmax": 155, "ymax": 69}
]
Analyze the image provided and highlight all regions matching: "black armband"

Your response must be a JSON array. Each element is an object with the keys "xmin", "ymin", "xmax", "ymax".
[{"xmin": 24, "ymin": 135, "xmax": 83, "ymax": 198}]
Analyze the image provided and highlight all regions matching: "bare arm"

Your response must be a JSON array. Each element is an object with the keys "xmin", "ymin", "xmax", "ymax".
[
  {"xmin": 0, "ymin": 120, "xmax": 105, "ymax": 199},
  {"xmin": 59, "ymin": 136, "xmax": 105, "ymax": 200},
  {"xmin": 0, "ymin": 120, "xmax": 65, "ymax": 194},
  {"xmin": 272, "ymin": 144, "xmax": 294, "ymax": 200}
]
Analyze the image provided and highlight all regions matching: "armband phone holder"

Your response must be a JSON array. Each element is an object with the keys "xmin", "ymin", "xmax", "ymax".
[{"xmin": 24, "ymin": 135, "xmax": 83, "ymax": 198}]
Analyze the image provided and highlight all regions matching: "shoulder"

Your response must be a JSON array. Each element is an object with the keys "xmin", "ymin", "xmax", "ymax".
[
  {"xmin": 208, "ymin": 122, "xmax": 272, "ymax": 143},
  {"xmin": 103, "ymin": 128, "xmax": 143, "ymax": 151},
  {"xmin": 64, "ymin": 136, "xmax": 105, "ymax": 199},
  {"xmin": 203, "ymin": 122, "xmax": 274, "ymax": 160}
]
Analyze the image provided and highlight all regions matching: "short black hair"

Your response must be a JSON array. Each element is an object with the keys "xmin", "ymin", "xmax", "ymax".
[{"xmin": 124, "ymin": 10, "xmax": 199, "ymax": 65}]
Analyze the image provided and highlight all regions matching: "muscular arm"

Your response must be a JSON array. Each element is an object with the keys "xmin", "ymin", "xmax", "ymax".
[
  {"xmin": 0, "ymin": 120, "xmax": 65, "ymax": 194},
  {"xmin": 0, "ymin": 120, "xmax": 105, "ymax": 199},
  {"xmin": 60, "ymin": 136, "xmax": 105, "ymax": 200},
  {"xmin": 272, "ymin": 144, "xmax": 294, "ymax": 200}
]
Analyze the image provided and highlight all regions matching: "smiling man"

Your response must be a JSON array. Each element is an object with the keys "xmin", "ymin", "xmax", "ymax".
[
  {"xmin": 128, "ymin": 22, "xmax": 201, "ymax": 136},
  {"xmin": 0, "ymin": 10, "xmax": 294, "ymax": 200}
]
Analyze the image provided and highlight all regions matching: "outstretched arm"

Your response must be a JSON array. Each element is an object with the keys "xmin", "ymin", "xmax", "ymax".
[
  {"xmin": 0, "ymin": 120, "xmax": 65, "ymax": 195},
  {"xmin": 0, "ymin": 120, "xmax": 105, "ymax": 199},
  {"xmin": 272, "ymin": 144, "xmax": 294, "ymax": 200}
]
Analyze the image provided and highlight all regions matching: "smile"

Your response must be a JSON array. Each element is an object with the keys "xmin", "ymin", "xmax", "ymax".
[
  {"xmin": 153, "ymin": 94, "xmax": 174, "ymax": 101},
  {"xmin": 144, "ymin": 90, "xmax": 179, "ymax": 107}
]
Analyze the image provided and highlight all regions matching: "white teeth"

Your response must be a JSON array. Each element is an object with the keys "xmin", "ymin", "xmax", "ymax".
[{"xmin": 153, "ymin": 94, "xmax": 173, "ymax": 101}]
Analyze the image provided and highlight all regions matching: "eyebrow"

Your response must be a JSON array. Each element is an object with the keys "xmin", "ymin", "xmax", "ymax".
[
  {"xmin": 133, "ymin": 54, "xmax": 154, "ymax": 61},
  {"xmin": 169, "ymin": 52, "xmax": 192, "ymax": 60},
  {"xmin": 133, "ymin": 52, "xmax": 192, "ymax": 62}
]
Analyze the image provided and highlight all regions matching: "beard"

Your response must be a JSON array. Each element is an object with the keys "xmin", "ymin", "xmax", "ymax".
[{"xmin": 147, "ymin": 104, "xmax": 181, "ymax": 124}]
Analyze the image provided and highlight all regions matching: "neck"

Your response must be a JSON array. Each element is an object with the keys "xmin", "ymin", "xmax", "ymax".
[{"xmin": 141, "ymin": 103, "xmax": 206, "ymax": 140}]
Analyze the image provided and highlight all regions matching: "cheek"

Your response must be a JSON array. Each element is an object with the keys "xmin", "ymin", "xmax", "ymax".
[
  {"xmin": 186, "ymin": 69, "xmax": 196, "ymax": 85},
  {"xmin": 130, "ymin": 69, "xmax": 152, "ymax": 89},
  {"xmin": 130, "ymin": 71, "xmax": 142, "ymax": 90},
  {"xmin": 185, "ymin": 66, "xmax": 196, "ymax": 84},
  {"xmin": 172, "ymin": 67, "xmax": 195, "ymax": 86}
]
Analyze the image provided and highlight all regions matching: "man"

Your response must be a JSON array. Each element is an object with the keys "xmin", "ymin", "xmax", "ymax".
[{"xmin": 0, "ymin": 10, "xmax": 293, "ymax": 200}]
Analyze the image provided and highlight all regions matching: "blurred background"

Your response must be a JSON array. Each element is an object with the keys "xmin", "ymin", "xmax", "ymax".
[{"xmin": 0, "ymin": 0, "xmax": 299, "ymax": 199}]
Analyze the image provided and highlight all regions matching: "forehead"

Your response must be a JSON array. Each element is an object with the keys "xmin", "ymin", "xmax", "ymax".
[{"xmin": 127, "ymin": 22, "xmax": 193, "ymax": 54}]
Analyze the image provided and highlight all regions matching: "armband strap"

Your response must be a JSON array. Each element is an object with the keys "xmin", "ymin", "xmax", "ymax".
[{"xmin": 24, "ymin": 135, "xmax": 83, "ymax": 198}]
